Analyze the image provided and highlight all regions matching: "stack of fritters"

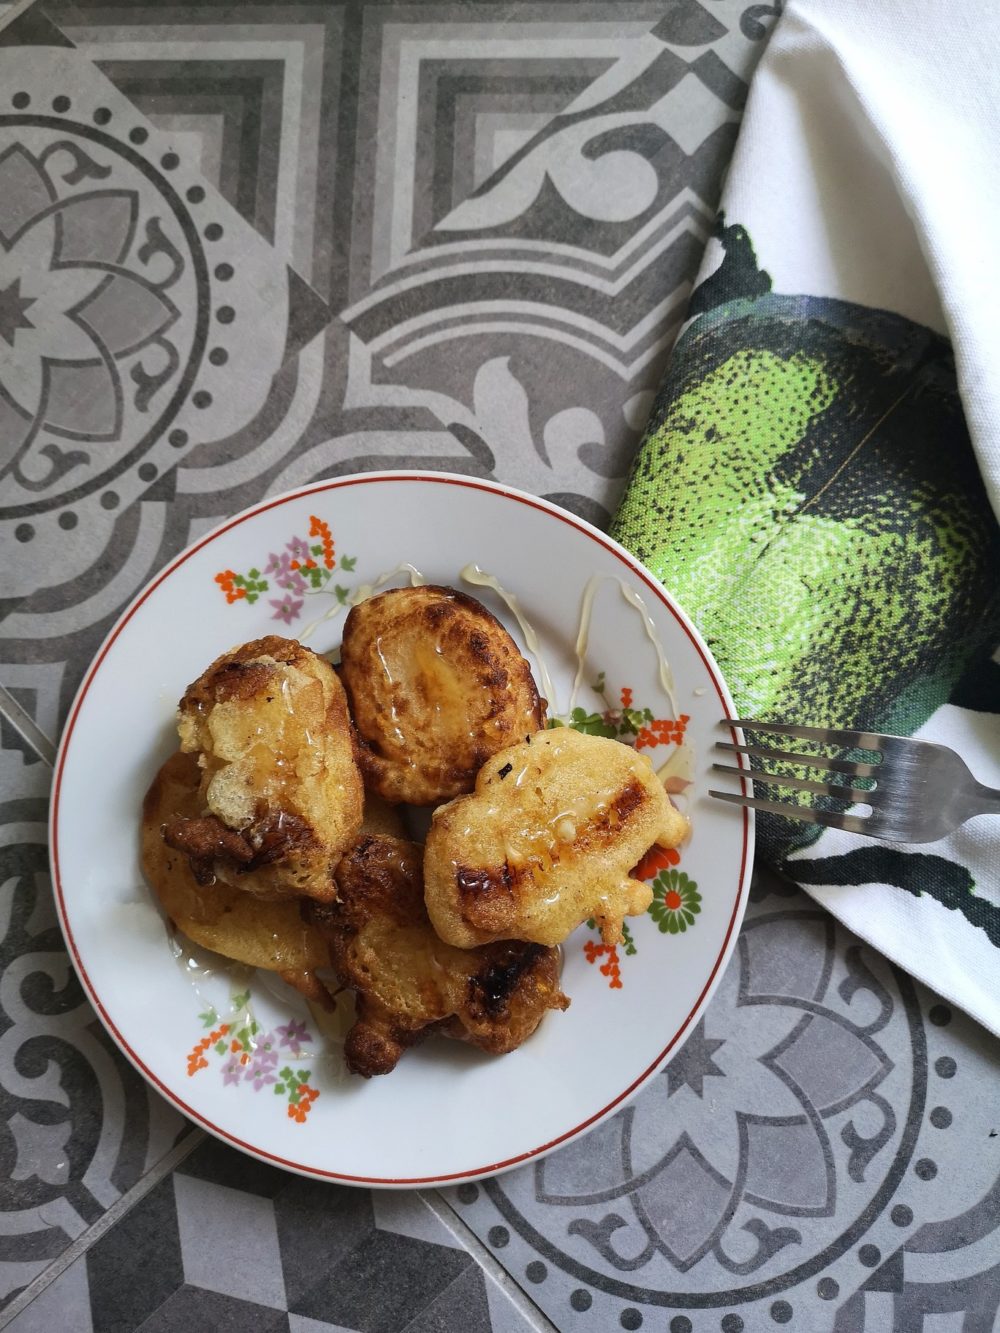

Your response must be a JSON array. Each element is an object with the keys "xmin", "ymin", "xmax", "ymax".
[
  {"xmin": 142, "ymin": 585, "xmax": 687, "ymax": 1077},
  {"xmin": 307, "ymin": 835, "xmax": 568, "ymax": 1076}
]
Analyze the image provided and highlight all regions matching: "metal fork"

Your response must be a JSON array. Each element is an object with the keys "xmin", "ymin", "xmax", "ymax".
[{"xmin": 710, "ymin": 719, "xmax": 1000, "ymax": 843}]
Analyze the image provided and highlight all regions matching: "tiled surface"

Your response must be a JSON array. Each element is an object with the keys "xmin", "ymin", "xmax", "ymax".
[
  {"xmin": 1, "ymin": 1, "xmax": 999, "ymax": 1330},
  {"xmin": 4, "ymin": 1140, "xmax": 518, "ymax": 1333},
  {"xmin": 444, "ymin": 885, "xmax": 1000, "ymax": 1329},
  {"xmin": 3, "ymin": 1138, "xmax": 539, "ymax": 1332}
]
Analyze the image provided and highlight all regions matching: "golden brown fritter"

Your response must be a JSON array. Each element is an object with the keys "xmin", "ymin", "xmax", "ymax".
[
  {"xmin": 339, "ymin": 586, "xmax": 545, "ymax": 806},
  {"xmin": 424, "ymin": 728, "xmax": 688, "ymax": 948},
  {"xmin": 358, "ymin": 790, "xmax": 407, "ymax": 839},
  {"xmin": 170, "ymin": 635, "xmax": 363, "ymax": 902},
  {"xmin": 307, "ymin": 835, "xmax": 569, "ymax": 1077},
  {"xmin": 141, "ymin": 751, "xmax": 332, "ymax": 1005}
]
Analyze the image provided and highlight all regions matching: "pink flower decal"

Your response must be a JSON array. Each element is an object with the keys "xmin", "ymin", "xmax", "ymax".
[
  {"xmin": 269, "ymin": 593, "xmax": 303, "ymax": 625},
  {"xmin": 215, "ymin": 517, "xmax": 357, "ymax": 622},
  {"xmin": 187, "ymin": 1002, "xmax": 320, "ymax": 1123}
]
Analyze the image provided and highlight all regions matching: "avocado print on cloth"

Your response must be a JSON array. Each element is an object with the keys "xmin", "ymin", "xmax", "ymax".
[{"xmin": 613, "ymin": 0, "xmax": 1000, "ymax": 1037}]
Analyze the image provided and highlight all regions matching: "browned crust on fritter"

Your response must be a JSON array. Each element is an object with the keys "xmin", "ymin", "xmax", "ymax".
[
  {"xmin": 340, "ymin": 586, "xmax": 545, "ymax": 805},
  {"xmin": 424, "ymin": 729, "xmax": 687, "ymax": 947},
  {"xmin": 175, "ymin": 635, "xmax": 363, "ymax": 901},
  {"xmin": 181, "ymin": 635, "xmax": 306, "ymax": 707},
  {"xmin": 162, "ymin": 814, "xmax": 255, "ymax": 884},
  {"xmin": 140, "ymin": 751, "xmax": 332, "ymax": 1002},
  {"xmin": 306, "ymin": 835, "xmax": 568, "ymax": 1076},
  {"xmin": 454, "ymin": 777, "xmax": 650, "ymax": 937}
]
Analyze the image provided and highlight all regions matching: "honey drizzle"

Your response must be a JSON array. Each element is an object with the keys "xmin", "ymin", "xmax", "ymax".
[
  {"xmin": 459, "ymin": 563, "xmax": 557, "ymax": 710},
  {"xmin": 298, "ymin": 563, "xmax": 426, "ymax": 645},
  {"xmin": 568, "ymin": 575, "xmax": 679, "ymax": 718}
]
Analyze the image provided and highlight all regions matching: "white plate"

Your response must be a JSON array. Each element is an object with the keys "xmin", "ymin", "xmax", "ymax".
[{"xmin": 51, "ymin": 472, "xmax": 753, "ymax": 1186}]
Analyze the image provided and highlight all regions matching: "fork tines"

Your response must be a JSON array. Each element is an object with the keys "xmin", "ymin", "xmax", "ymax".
[
  {"xmin": 723, "ymin": 718, "xmax": 887, "ymax": 753},
  {"xmin": 709, "ymin": 718, "xmax": 882, "ymax": 828}
]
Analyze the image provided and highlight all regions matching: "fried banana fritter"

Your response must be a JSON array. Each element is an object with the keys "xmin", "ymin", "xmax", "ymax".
[
  {"xmin": 169, "ymin": 636, "xmax": 363, "ymax": 901},
  {"xmin": 142, "ymin": 751, "xmax": 332, "ymax": 1005},
  {"xmin": 340, "ymin": 586, "xmax": 545, "ymax": 806},
  {"xmin": 424, "ymin": 728, "xmax": 688, "ymax": 948},
  {"xmin": 307, "ymin": 835, "xmax": 569, "ymax": 1076}
]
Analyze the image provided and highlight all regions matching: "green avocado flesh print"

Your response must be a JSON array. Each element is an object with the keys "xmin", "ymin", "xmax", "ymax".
[{"xmin": 613, "ymin": 232, "xmax": 1000, "ymax": 859}]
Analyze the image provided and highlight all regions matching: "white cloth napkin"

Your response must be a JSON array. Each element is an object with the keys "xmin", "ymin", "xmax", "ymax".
[
  {"xmin": 720, "ymin": 0, "xmax": 1000, "ymax": 1034},
  {"xmin": 719, "ymin": 0, "xmax": 1000, "ymax": 514},
  {"xmin": 613, "ymin": 0, "xmax": 1000, "ymax": 1037}
]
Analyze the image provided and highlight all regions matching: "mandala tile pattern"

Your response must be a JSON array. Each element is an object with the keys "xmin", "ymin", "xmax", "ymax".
[
  {"xmin": 0, "ymin": 0, "xmax": 773, "ymax": 735},
  {"xmin": 448, "ymin": 891, "xmax": 1000, "ymax": 1330},
  {"xmin": 0, "ymin": 41, "xmax": 328, "ymax": 609},
  {"xmin": 2, "ymin": 1, "xmax": 999, "ymax": 1331}
]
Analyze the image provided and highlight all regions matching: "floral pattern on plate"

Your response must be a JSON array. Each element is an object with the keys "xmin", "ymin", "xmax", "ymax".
[
  {"xmin": 214, "ymin": 514, "xmax": 357, "ymax": 621},
  {"xmin": 185, "ymin": 990, "xmax": 321, "ymax": 1124},
  {"xmin": 561, "ymin": 685, "xmax": 699, "ymax": 986}
]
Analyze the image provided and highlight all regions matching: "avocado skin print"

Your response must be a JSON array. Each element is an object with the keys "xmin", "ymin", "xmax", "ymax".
[{"xmin": 612, "ymin": 220, "xmax": 1000, "ymax": 886}]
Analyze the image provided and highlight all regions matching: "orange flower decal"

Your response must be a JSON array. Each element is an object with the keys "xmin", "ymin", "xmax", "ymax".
[
  {"xmin": 185, "ymin": 1003, "xmax": 320, "ymax": 1124},
  {"xmin": 633, "ymin": 845, "xmax": 681, "ymax": 880},
  {"xmin": 584, "ymin": 940, "xmax": 623, "ymax": 989},
  {"xmin": 186, "ymin": 1024, "xmax": 230, "ymax": 1076},
  {"xmin": 635, "ymin": 713, "xmax": 690, "ymax": 751},
  {"xmin": 308, "ymin": 515, "xmax": 335, "ymax": 570},
  {"xmin": 211, "ymin": 515, "xmax": 356, "ymax": 620}
]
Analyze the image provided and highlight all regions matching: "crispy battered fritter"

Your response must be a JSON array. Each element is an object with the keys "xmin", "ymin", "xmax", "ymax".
[
  {"xmin": 169, "ymin": 636, "xmax": 363, "ymax": 901},
  {"xmin": 307, "ymin": 835, "xmax": 569, "ymax": 1076},
  {"xmin": 142, "ymin": 751, "xmax": 332, "ymax": 1005},
  {"xmin": 424, "ymin": 728, "xmax": 688, "ymax": 948},
  {"xmin": 340, "ymin": 586, "xmax": 545, "ymax": 805}
]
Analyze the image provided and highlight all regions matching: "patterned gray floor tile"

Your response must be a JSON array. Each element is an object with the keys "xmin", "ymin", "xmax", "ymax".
[
  {"xmin": 49, "ymin": 0, "xmax": 345, "ymax": 298},
  {"xmin": 174, "ymin": 1173, "xmax": 287, "ymax": 1310},
  {"xmin": 0, "ymin": 0, "xmax": 776, "ymax": 746},
  {"xmin": 32, "ymin": 1132, "xmax": 495, "ymax": 1331},
  {"xmin": 84, "ymin": 1175, "xmax": 183, "ymax": 1331},
  {"xmin": 442, "ymin": 881, "xmax": 1000, "ymax": 1332},
  {"xmin": 288, "ymin": 1315, "xmax": 359, "ymax": 1333},
  {"xmin": 481, "ymin": 1273, "xmax": 545, "ymax": 1333},
  {"xmin": 0, "ymin": 769, "xmax": 188, "ymax": 1313},
  {"xmin": 271, "ymin": 1177, "xmax": 374, "ymax": 1311},
  {"xmin": 137, "ymin": 1287, "xmax": 291, "ymax": 1333},
  {"xmin": 3, "ymin": 1254, "xmax": 91, "ymax": 1333},
  {"xmin": 290, "ymin": 1230, "xmax": 471, "ymax": 1333},
  {"xmin": 399, "ymin": 1264, "xmax": 493, "ymax": 1333},
  {"xmin": 176, "ymin": 1135, "xmax": 288, "ymax": 1200},
  {"xmin": 372, "ymin": 1193, "xmax": 464, "ymax": 1252}
]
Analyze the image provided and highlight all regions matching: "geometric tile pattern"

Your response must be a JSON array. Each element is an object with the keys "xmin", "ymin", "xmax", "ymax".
[
  {"xmin": 2, "ymin": 1, "xmax": 999, "ymax": 1332},
  {"xmin": 6, "ymin": 1138, "xmax": 533, "ymax": 1332}
]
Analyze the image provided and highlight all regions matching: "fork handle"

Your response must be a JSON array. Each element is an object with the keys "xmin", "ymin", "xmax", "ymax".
[{"xmin": 971, "ymin": 781, "xmax": 1000, "ymax": 817}]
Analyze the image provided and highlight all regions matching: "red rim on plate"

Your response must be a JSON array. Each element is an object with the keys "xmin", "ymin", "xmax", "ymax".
[{"xmin": 50, "ymin": 472, "xmax": 753, "ymax": 1186}]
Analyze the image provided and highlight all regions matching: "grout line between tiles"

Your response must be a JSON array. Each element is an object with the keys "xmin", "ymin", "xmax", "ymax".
[
  {"xmin": 0, "ymin": 1128, "xmax": 207, "ymax": 1329},
  {"xmin": 422, "ymin": 1189, "xmax": 559, "ymax": 1333},
  {"xmin": 0, "ymin": 683, "xmax": 57, "ymax": 767}
]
